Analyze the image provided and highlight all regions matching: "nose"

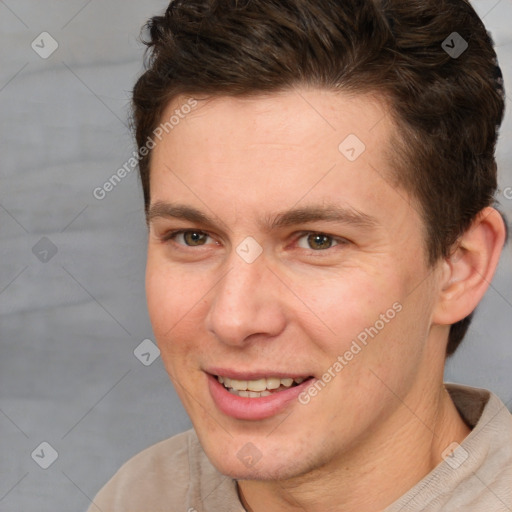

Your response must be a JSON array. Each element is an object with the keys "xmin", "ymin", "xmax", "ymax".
[{"xmin": 205, "ymin": 253, "xmax": 286, "ymax": 347}]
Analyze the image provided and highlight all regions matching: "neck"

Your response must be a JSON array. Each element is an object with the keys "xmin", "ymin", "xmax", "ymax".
[{"xmin": 237, "ymin": 382, "xmax": 471, "ymax": 512}]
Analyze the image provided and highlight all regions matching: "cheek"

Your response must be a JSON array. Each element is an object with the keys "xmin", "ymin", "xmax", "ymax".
[
  {"xmin": 145, "ymin": 255, "xmax": 205, "ymax": 348},
  {"xmin": 294, "ymin": 265, "xmax": 402, "ymax": 344},
  {"xmin": 297, "ymin": 262, "xmax": 425, "ymax": 392},
  {"xmin": 146, "ymin": 261, "xmax": 172, "ymax": 337}
]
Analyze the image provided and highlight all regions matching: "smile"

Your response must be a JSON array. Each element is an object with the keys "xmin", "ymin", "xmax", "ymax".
[{"xmin": 217, "ymin": 375, "xmax": 307, "ymax": 397}]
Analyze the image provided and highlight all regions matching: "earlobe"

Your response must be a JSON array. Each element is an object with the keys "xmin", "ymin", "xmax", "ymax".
[{"xmin": 433, "ymin": 207, "xmax": 506, "ymax": 325}]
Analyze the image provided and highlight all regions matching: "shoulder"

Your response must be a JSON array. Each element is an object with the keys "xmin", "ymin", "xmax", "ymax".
[
  {"xmin": 388, "ymin": 385, "xmax": 512, "ymax": 512},
  {"xmin": 88, "ymin": 429, "xmax": 207, "ymax": 512}
]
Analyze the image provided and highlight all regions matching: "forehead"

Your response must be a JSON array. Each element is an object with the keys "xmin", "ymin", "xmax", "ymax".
[
  {"xmin": 157, "ymin": 89, "xmax": 394, "ymax": 159},
  {"xmin": 148, "ymin": 89, "xmax": 421, "ymax": 237}
]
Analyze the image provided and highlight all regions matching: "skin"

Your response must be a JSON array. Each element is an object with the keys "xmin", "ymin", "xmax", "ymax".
[{"xmin": 145, "ymin": 88, "xmax": 505, "ymax": 512}]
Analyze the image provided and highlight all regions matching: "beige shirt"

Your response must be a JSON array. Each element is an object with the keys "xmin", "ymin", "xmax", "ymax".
[{"xmin": 88, "ymin": 384, "xmax": 512, "ymax": 511}]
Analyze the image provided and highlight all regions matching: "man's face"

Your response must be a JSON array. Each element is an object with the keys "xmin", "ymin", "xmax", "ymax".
[{"xmin": 146, "ymin": 89, "xmax": 444, "ymax": 480}]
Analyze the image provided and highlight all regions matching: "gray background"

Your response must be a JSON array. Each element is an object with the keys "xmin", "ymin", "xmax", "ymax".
[{"xmin": 0, "ymin": 1, "xmax": 511, "ymax": 511}]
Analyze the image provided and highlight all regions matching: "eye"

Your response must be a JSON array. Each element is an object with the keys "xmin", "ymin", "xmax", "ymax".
[
  {"xmin": 296, "ymin": 232, "xmax": 341, "ymax": 251},
  {"xmin": 165, "ymin": 230, "xmax": 213, "ymax": 247}
]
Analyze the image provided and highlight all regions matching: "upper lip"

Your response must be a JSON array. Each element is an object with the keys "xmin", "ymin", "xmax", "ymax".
[{"xmin": 206, "ymin": 368, "xmax": 313, "ymax": 380}]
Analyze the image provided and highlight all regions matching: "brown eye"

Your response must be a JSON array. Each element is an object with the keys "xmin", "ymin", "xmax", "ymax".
[
  {"xmin": 168, "ymin": 230, "xmax": 211, "ymax": 246},
  {"xmin": 183, "ymin": 231, "xmax": 208, "ymax": 246},
  {"xmin": 297, "ymin": 233, "xmax": 338, "ymax": 250}
]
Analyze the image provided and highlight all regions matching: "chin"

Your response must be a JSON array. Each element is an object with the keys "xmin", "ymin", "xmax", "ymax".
[
  {"xmin": 213, "ymin": 459, "xmax": 302, "ymax": 481},
  {"xmin": 203, "ymin": 441, "xmax": 319, "ymax": 482}
]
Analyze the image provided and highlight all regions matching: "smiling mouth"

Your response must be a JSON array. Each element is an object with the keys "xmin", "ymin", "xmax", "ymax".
[{"xmin": 216, "ymin": 375, "xmax": 313, "ymax": 398}]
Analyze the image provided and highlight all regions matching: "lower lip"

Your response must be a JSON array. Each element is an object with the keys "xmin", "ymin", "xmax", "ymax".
[{"xmin": 207, "ymin": 373, "xmax": 314, "ymax": 421}]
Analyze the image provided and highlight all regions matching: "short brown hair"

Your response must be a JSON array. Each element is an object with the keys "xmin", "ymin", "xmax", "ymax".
[{"xmin": 132, "ymin": 0, "xmax": 505, "ymax": 355}]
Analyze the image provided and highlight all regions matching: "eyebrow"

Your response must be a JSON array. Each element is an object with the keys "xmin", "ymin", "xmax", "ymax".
[{"xmin": 146, "ymin": 201, "xmax": 379, "ymax": 231}]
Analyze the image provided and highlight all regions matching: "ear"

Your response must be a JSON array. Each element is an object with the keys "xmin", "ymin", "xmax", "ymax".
[{"xmin": 432, "ymin": 207, "xmax": 506, "ymax": 326}]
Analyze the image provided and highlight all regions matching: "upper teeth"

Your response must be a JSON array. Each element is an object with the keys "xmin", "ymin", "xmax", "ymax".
[{"xmin": 218, "ymin": 376, "xmax": 305, "ymax": 391}]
